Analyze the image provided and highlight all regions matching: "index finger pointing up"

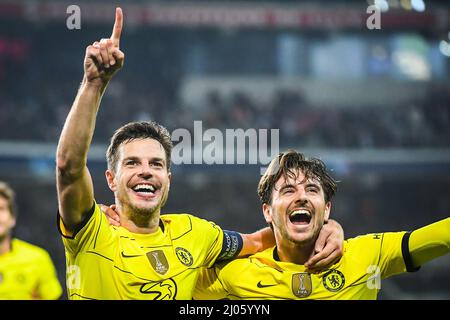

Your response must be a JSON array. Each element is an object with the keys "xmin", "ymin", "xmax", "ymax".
[{"xmin": 111, "ymin": 7, "xmax": 123, "ymax": 47}]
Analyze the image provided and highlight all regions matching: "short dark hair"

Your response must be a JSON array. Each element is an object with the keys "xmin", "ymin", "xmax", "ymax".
[
  {"xmin": 258, "ymin": 150, "xmax": 337, "ymax": 205},
  {"xmin": 106, "ymin": 121, "xmax": 173, "ymax": 172},
  {"xmin": 0, "ymin": 181, "xmax": 17, "ymax": 218}
]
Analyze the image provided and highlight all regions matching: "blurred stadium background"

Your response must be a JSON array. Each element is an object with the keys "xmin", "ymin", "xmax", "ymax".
[{"xmin": 0, "ymin": 0, "xmax": 449, "ymax": 299}]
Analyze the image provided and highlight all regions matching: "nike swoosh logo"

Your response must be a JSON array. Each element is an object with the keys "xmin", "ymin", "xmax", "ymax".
[
  {"xmin": 257, "ymin": 281, "xmax": 277, "ymax": 288},
  {"xmin": 121, "ymin": 252, "xmax": 143, "ymax": 258}
]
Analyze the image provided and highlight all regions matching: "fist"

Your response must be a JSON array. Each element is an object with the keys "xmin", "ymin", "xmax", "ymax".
[{"xmin": 84, "ymin": 8, "xmax": 124, "ymax": 84}]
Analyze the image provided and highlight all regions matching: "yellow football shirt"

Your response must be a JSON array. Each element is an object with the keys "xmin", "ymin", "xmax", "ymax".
[
  {"xmin": 194, "ymin": 232, "xmax": 410, "ymax": 300},
  {"xmin": 58, "ymin": 202, "xmax": 226, "ymax": 300},
  {"xmin": 0, "ymin": 238, "xmax": 62, "ymax": 300}
]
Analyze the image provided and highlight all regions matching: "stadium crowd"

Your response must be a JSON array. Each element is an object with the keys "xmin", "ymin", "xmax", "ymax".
[{"xmin": 1, "ymin": 79, "xmax": 449, "ymax": 148}]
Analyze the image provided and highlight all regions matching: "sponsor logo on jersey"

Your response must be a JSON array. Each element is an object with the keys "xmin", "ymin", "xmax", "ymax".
[
  {"xmin": 257, "ymin": 281, "xmax": 277, "ymax": 288},
  {"xmin": 140, "ymin": 278, "xmax": 177, "ymax": 300},
  {"xmin": 121, "ymin": 251, "xmax": 142, "ymax": 258}
]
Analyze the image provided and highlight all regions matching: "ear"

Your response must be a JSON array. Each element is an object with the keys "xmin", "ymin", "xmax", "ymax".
[
  {"xmin": 9, "ymin": 216, "xmax": 16, "ymax": 229},
  {"xmin": 262, "ymin": 203, "xmax": 273, "ymax": 224},
  {"xmin": 324, "ymin": 202, "xmax": 331, "ymax": 222},
  {"xmin": 105, "ymin": 170, "xmax": 117, "ymax": 192},
  {"xmin": 167, "ymin": 171, "xmax": 172, "ymax": 190}
]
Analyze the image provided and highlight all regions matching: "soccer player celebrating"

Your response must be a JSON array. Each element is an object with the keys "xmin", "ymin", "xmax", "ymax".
[
  {"xmin": 194, "ymin": 150, "xmax": 450, "ymax": 299},
  {"xmin": 0, "ymin": 181, "xmax": 62, "ymax": 299},
  {"xmin": 56, "ymin": 8, "xmax": 344, "ymax": 300}
]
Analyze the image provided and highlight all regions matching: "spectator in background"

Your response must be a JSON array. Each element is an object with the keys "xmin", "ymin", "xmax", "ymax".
[{"xmin": 0, "ymin": 181, "xmax": 62, "ymax": 300}]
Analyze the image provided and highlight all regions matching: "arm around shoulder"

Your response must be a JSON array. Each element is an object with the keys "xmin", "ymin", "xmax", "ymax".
[{"xmin": 238, "ymin": 227, "xmax": 275, "ymax": 257}]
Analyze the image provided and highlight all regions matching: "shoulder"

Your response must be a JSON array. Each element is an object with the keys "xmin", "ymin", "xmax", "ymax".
[
  {"xmin": 12, "ymin": 238, "xmax": 51, "ymax": 260},
  {"xmin": 347, "ymin": 233, "xmax": 384, "ymax": 245},
  {"xmin": 345, "ymin": 232, "xmax": 406, "ymax": 255},
  {"xmin": 345, "ymin": 233, "xmax": 383, "ymax": 250},
  {"xmin": 221, "ymin": 247, "xmax": 275, "ymax": 270},
  {"xmin": 250, "ymin": 246, "xmax": 276, "ymax": 260},
  {"xmin": 347, "ymin": 232, "xmax": 406, "ymax": 245},
  {"xmin": 161, "ymin": 213, "xmax": 222, "ymax": 238}
]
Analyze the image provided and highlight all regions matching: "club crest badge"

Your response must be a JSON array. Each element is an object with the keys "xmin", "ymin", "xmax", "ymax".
[
  {"xmin": 175, "ymin": 247, "xmax": 194, "ymax": 267},
  {"xmin": 323, "ymin": 269, "xmax": 345, "ymax": 292}
]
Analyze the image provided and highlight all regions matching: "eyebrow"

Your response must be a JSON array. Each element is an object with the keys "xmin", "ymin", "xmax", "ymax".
[
  {"xmin": 122, "ymin": 156, "xmax": 166, "ymax": 164},
  {"xmin": 305, "ymin": 182, "xmax": 321, "ymax": 189},
  {"xmin": 277, "ymin": 181, "xmax": 321, "ymax": 192},
  {"xmin": 122, "ymin": 156, "xmax": 139, "ymax": 163},
  {"xmin": 277, "ymin": 183, "xmax": 296, "ymax": 192}
]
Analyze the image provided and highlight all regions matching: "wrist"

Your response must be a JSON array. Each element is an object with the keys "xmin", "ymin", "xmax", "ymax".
[{"xmin": 82, "ymin": 76, "xmax": 109, "ymax": 91}]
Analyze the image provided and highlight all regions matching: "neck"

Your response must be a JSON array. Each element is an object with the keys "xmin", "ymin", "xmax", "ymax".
[
  {"xmin": 0, "ymin": 235, "xmax": 12, "ymax": 255},
  {"xmin": 116, "ymin": 201, "xmax": 161, "ymax": 234},
  {"xmin": 276, "ymin": 239, "xmax": 315, "ymax": 265}
]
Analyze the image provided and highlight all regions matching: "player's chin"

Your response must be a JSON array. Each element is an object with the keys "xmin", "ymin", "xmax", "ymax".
[
  {"xmin": 290, "ymin": 233, "xmax": 315, "ymax": 245},
  {"xmin": 289, "ymin": 221, "xmax": 315, "ymax": 236},
  {"xmin": 134, "ymin": 200, "xmax": 161, "ymax": 212}
]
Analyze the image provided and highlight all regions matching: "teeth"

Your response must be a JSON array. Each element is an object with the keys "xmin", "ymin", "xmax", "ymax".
[
  {"xmin": 133, "ymin": 184, "xmax": 155, "ymax": 192},
  {"xmin": 290, "ymin": 210, "xmax": 310, "ymax": 217}
]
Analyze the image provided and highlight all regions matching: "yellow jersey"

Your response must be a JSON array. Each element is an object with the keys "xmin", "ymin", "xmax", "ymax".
[
  {"xmin": 0, "ymin": 238, "xmax": 62, "ymax": 300},
  {"xmin": 195, "ymin": 232, "xmax": 412, "ymax": 300},
  {"xmin": 58, "ymin": 202, "xmax": 235, "ymax": 300}
]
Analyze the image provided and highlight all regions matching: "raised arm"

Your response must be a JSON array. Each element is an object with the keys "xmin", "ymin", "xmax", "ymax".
[
  {"xmin": 409, "ymin": 217, "xmax": 450, "ymax": 268},
  {"xmin": 56, "ymin": 8, "xmax": 125, "ymax": 232}
]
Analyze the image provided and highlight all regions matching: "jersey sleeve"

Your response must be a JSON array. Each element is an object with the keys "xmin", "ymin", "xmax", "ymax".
[
  {"xmin": 188, "ymin": 217, "xmax": 245, "ymax": 268},
  {"xmin": 377, "ymin": 232, "xmax": 411, "ymax": 278},
  {"xmin": 57, "ymin": 201, "xmax": 113, "ymax": 255},
  {"xmin": 36, "ymin": 250, "xmax": 63, "ymax": 300},
  {"xmin": 188, "ymin": 216, "xmax": 225, "ymax": 268},
  {"xmin": 348, "ymin": 232, "xmax": 408, "ymax": 279},
  {"xmin": 409, "ymin": 217, "xmax": 450, "ymax": 268}
]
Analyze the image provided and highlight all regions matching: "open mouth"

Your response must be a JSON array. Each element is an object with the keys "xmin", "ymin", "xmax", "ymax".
[
  {"xmin": 132, "ymin": 184, "xmax": 157, "ymax": 196},
  {"xmin": 289, "ymin": 209, "xmax": 311, "ymax": 225}
]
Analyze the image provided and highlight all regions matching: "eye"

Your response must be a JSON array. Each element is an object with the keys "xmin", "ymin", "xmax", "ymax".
[
  {"xmin": 125, "ymin": 160, "xmax": 138, "ymax": 166},
  {"xmin": 306, "ymin": 187, "xmax": 319, "ymax": 193},
  {"xmin": 282, "ymin": 187, "xmax": 295, "ymax": 194},
  {"xmin": 151, "ymin": 161, "xmax": 163, "ymax": 168}
]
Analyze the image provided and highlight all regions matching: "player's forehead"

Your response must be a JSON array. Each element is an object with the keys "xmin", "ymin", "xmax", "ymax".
[
  {"xmin": 274, "ymin": 169, "xmax": 321, "ymax": 190},
  {"xmin": 118, "ymin": 138, "xmax": 166, "ymax": 161}
]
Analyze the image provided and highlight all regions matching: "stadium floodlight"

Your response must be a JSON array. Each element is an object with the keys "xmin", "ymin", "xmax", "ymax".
[{"xmin": 411, "ymin": 0, "xmax": 426, "ymax": 12}]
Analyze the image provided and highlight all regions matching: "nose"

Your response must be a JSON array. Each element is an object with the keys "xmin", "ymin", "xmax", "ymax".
[
  {"xmin": 293, "ymin": 189, "xmax": 309, "ymax": 206},
  {"xmin": 294, "ymin": 198, "xmax": 309, "ymax": 207},
  {"xmin": 138, "ymin": 163, "xmax": 153, "ymax": 178}
]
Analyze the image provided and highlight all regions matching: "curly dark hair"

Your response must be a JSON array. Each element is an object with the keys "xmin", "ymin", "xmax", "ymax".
[{"xmin": 258, "ymin": 150, "xmax": 337, "ymax": 205}]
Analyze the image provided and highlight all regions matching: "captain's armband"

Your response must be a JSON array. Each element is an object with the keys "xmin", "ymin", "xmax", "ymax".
[{"xmin": 216, "ymin": 230, "xmax": 243, "ymax": 262}]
